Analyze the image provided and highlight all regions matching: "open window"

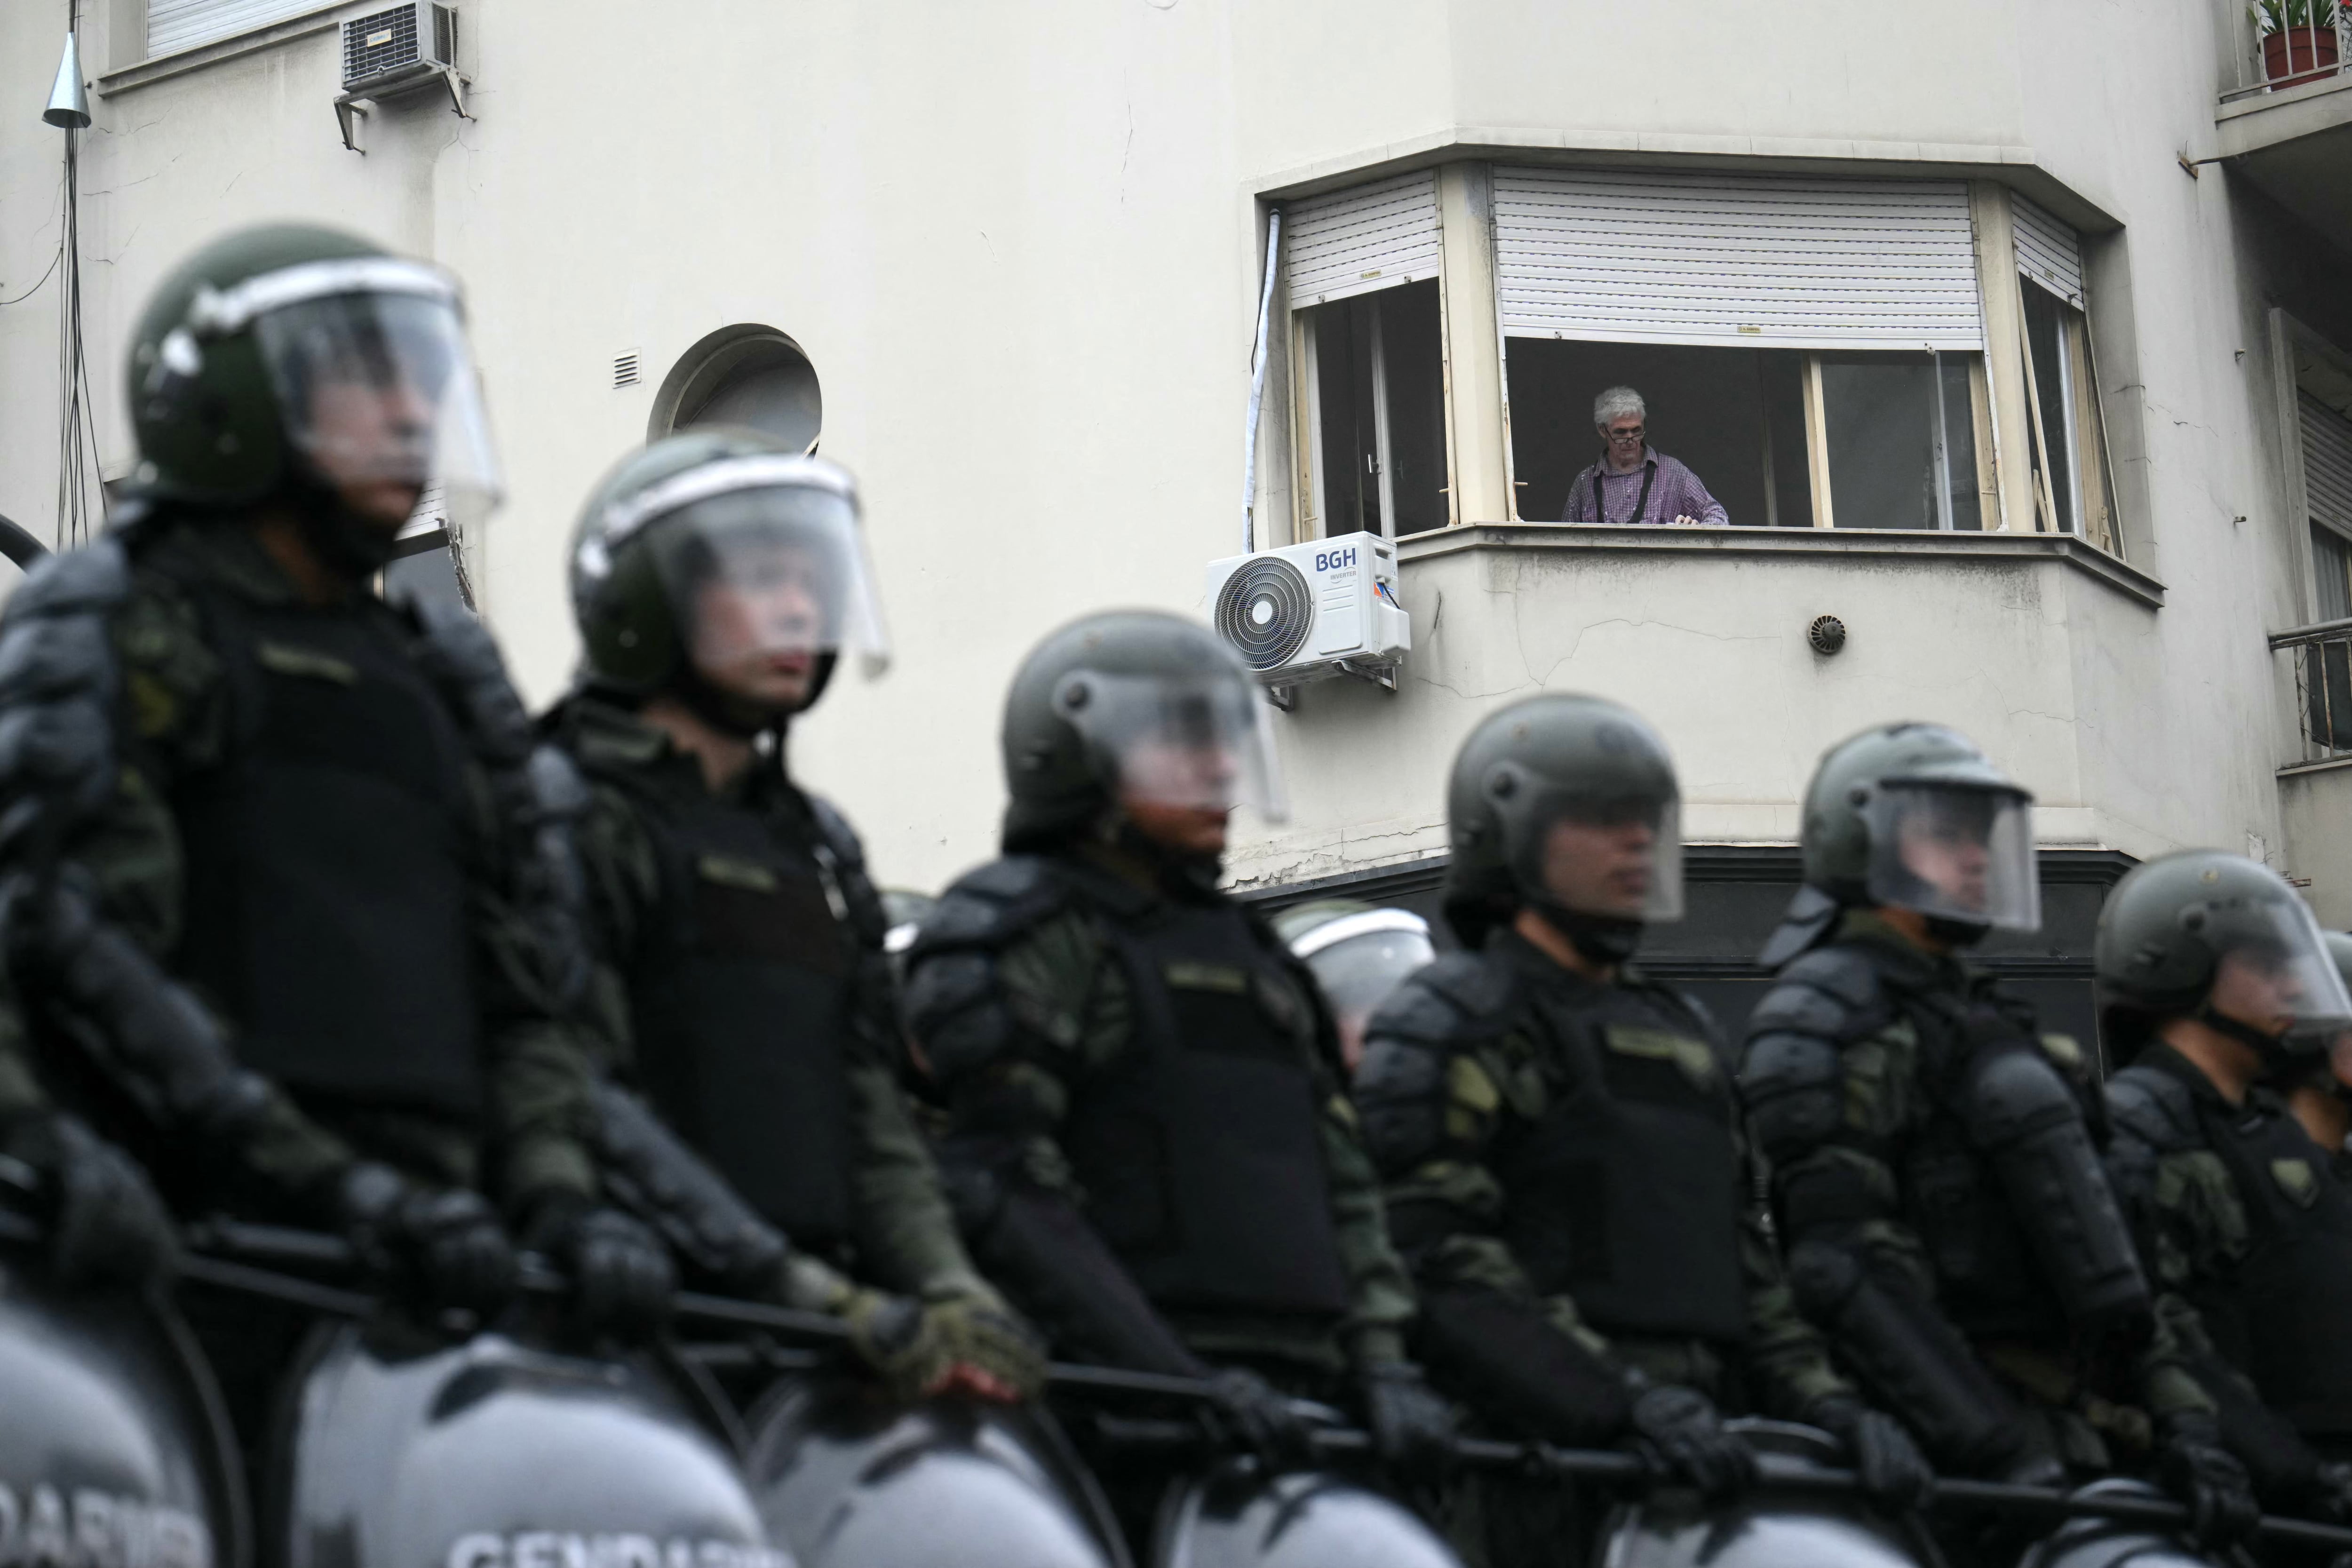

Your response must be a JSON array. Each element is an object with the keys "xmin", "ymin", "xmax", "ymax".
[
  {"xmin": 1493, "ymin": 168, "xmax": 1995, "ymax": 531},
  {"xmin": 385, "ymin": 482, "xmax": 476, "ymax": 613},
  {"xmin": 2305, "ymin": 389, "xmax": 2352, "ymax": 621},
  {"xmin": 2012, "ymin": 197, "xmax": 2120, "ymax": 551},
  {"xmin": 1287, "ymin": 174, "xmax": 1450, "ymax": 540}
]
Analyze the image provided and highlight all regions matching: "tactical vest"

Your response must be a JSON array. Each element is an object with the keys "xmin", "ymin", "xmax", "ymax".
[
  {"xmin": 1052, "ymin": 868, "xmax": 1353, "ymax": 1321},
  {"xmin": 2185, "ymin": 1095, "xmax": 2352, "ymax": 1441},
  {"xmin": 172, "ymin": 587, "xmax": 482, "ymax": 1116},
  {"xmin": 595, "ymin": 763, "xmax": 856, "ymax": 1247},
  {"xmin": 1494, "ymin": 974, "xmax": 1749, "ymax": 1345}
]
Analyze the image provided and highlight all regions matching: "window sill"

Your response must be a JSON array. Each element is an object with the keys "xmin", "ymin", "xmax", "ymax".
[
  {"xmin": 2279, "ymin": 754, "xmax": 2352, "ymax": 780},
  {"xmin": 96, "ymin": 2, "xmax": 342, "ymax": 97},
  {"xmin": 1396, "ymin": 521, "xmax": 2164, "ymax": 610}
]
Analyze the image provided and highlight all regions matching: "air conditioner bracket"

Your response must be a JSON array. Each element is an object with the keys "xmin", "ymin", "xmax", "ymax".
[{"xmin": 335, "ymin": 66, "xmax": 469, "ymax": 153}]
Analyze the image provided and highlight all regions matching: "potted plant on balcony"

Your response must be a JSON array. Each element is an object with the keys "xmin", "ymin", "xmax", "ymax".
[{"xmin": 2252, "ymin": 0, "xmax": 2342, "ymax": 89}]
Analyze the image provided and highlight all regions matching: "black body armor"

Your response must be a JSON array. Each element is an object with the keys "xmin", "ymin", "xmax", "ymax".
[{"xmin": 172, "ymin": 582, "xmax": 482, "ymax": 1116}]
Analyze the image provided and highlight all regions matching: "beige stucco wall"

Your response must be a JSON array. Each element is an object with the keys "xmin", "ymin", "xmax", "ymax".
[{"xmin": 0, "ymin": 0, "xmax": 2339, "ymax": 897}]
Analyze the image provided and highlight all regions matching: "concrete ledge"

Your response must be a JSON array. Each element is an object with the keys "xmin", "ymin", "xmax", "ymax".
[
  {"xmin": 1396, "ymin": 521, "xmax": 2166, "ymax": 610},
  {"xmin": 96, "ymin": 3, "xmax": 340, "ymax": 96},
  {"xmin": 2216, "ymin": 70, "xmax": 2352, "ymax": 157}
]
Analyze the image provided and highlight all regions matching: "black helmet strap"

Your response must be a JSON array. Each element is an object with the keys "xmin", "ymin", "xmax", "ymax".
[
  {"xmin": 1525, "ymin": 896, "xmax": 1645, "ymax": 967},
  {"xmin": 2193, "ymin": 999, "xmax": 2299, "ymax": 1063}
]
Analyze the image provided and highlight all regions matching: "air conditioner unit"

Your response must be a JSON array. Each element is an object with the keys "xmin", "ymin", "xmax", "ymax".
[
  {"xmin": 1205, "ymin": 531, "xmax": 1409, "ymax": 700},
  {"xmin": 335, "ymin": 2, "xmax": 463, "ymax": 151}
]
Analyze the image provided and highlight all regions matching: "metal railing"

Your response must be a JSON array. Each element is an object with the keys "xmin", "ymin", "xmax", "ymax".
[
  {"xmin": 2273, "ymin": 617, "xmax": 2352, "ymax": 761},
  {"xmin": 2222, "ymin": 3, "xmax": 2351, "ymax": 102}
]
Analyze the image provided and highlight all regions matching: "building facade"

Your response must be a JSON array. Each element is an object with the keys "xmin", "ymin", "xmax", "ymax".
[{"xmin": 1, "ymin": 0, "xmax": 2347, "ymax": 1041}]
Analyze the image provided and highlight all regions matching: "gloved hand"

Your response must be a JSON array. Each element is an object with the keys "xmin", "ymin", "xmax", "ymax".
[
  {"xmin": 2155, "ymin": 1413, "xmax": 2260, "ymax": 1547},
  {"xmin": 840, "ymin": 1285, "xmax": 1046, "ymax": 1403},
  {"xmin": 524, "ymin": 1195, "xmax": 675, "ymax": 1337},
  {"xmin": 1358, "ymin": 1360, "xmax": 1457, "ymax": 1481},
  {"xmin": 1626, "ymin": 1381, "xmax": 1757, "ymax": 1499},
  {"xmin": 1201, "ymin": 1365, "xmax": 1317, "ymax": 1471},
  {"xmin": 0, "ymin": 1114, "xmax": 177, "ymax": 1290},
  {"xmin": 1809, "ymin": 1394, "xmax": 1933, "ymax": 1511},
  {"xmin": 337, "ymin": 1162, "xmax": 516, "ymax": 1316},
  {"xmin": 2312, "ymin": 1460, "xmax": 2352, "ymax": 1523}
]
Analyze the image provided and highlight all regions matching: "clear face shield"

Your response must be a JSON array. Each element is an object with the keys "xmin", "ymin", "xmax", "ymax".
[
  {"xmin": 1865, "ymin": 782, "xmax": 2040, "ymax": 931},
  {"xmin": 2202, "ymin": 898, "xmax": 2352, "ymax": 1053},
  {"xmin": 1291, "ymin": 910, "xmax": 1437, "ymax": 1072},
  {"xmin": 1504, "ymin": 790, "xmax": 1685, "ymax": 923},
  {"xmin": 1055, "ymin": 669, "xmax": 1288, "ymax": 823},
  {"xmin": 245, "ymin": 279, "xmax": 501, "ymax": 535}
]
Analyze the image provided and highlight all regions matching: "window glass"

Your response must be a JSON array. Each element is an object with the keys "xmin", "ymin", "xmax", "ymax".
[
  {"xmin": 2314, "ymin": 524, "xmax": 2352, "ymax": 622},
  {"xmin": 1301, "ymin": 279, "xmax": 1446, "ymax": 538},
  {"xmin": 2023, "ymin": 283, "xmax": 2079, "ymax": 534},
  {"xmin": 1816, "ymin": 352, "xmax": 1982, "ymax": 531},
  {"xmin": 385, "ymin": 544, "xmax": 472, "ymax": 613}
]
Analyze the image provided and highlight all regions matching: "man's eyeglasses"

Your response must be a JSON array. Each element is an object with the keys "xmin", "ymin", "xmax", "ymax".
[{"xmin": 1605, "ymin": 425, "xmax": 1645, "ymax": 442}]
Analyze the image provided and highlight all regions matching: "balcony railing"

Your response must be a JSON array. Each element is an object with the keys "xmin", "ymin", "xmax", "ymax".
[
  {"xmin": 2274, "ymin": 618, "xmax": 2352, "ymax": 761},
  {"xmin": 2222, "ymin": 6, "xmax": 2351, "ymax": 102}
]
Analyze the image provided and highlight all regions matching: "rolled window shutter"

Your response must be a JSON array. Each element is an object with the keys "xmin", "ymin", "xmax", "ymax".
[
  {"xmin": 2012, "ymin": 195, "xmax": 2086, "ymax": 309},
  {"xmin": 1285, "ymin": 172, "xmax": 1442, "ymax": 308},
  {"xmin": 1492, "ymin": 168, "xmax": 1983, "ymax": 350},
  {"xmin": 147, "ymin": 0, "xmax": 321, "ymax": 57},
  {"xmin": 2304, "ymin": 392, "xmax": 2352, "ymax": 539}
]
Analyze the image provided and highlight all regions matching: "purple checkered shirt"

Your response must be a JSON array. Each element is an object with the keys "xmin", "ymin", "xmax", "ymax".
[{"xmin": 1559, "ymin": 446, "xmax": 1729, "ymax": 526}]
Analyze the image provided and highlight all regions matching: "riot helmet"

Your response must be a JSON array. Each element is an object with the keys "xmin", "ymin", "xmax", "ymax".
[
  {"xmin": 1273, "ymin": 899, "xmax": 1437, "ymax": 1071},
  {"xmin": 570, "ymin": 429, "xmax": 888, "ymax": 732},
  {"xmin": 999, "ymin": 610, "xmax": 1284, "ymax": 854},
  {"xmin": 1440, "ymin": 693, "xmax": 1681, "ymax": 957},
  {"xmin": 2094, "ymin": 851, "xmax": 2352, "ymax": 1062},
  {"xmin": 1798, "ymin": 722, "xmax": 2039, "ymax": 940},
  {"xmin": 127, "ymin": 224, "xmax": 501, "ymax": 571}
]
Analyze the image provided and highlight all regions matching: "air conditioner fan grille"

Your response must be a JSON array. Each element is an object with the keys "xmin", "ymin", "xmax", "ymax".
[{"xmin": 1215, "ymin": 556, "xmax": 1313, "ymax": 671}]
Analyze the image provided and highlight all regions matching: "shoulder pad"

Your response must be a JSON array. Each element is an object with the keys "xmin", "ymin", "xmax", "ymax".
[
  {"xmin": 526, "ymin": 743, "xmax": 590, "ymax": 818},
  {"xmin": 3, "ymin": 539, "xmax": 130, "ymax": 624},
  {"xmin": 1746, "ymin": 946, "xmax": 1888, "ymax": 1043},
  {"xmin": 802, "ymin": 792, "xmax": 866, "ymax": 871},
  {"xmin": 0, "ymin": 611, "xmax": 116, "ymax": 708},
  {"xmin": 2104, "ymin": 1065, "xmax": 2201, "ymax": 1155},
  {"xmin": 408, "ymin": 598, "xmax": 533, "ymax": 765},
  {"xmin": 912, "ymin": 856, "xmax": 1069, "ymax": 952},
  {"xmin": 1367, "ymin": 950, "xmax": 1516, "ymax": 1047}
]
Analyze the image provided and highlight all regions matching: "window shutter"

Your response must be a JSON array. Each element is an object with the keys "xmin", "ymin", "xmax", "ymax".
[
  {"xmin": 147, "ymin": 0, "xmax": 321, "ymax": 57},
  {"xmin": 1491, "ymin": 168, "xmax": 1984, "ymax": 350},
  {"xmin": 1285, "ymin": 172, "xmax": 1442, "ymax": 308},
  {"xmin": 2012, "ymin": 195, "xmax": 2085, "ymax": 309},
  {"xmin": 2304, "ymin": 392, "xmax": 2352, "ymax": 539}
]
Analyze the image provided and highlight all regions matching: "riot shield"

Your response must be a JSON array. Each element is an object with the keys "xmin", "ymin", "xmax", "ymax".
[
  {"xmin": 278, "ymin": 1321, "xmax": 786, "ymax": 1568},
  {"xmin": 1152, "ymin": 1465, "xmax": 1462, "ymax": 1568},
  {"xmin": 1597, "ymin": 1420, "xmax": 1939, "ymax": 1568},
  {"xmin": 2010, "ymin": 1480, "xmax": 2225, "ymax": 1568},
  {"xmin": 744, "ymin": 1373, "xmax": 1127, "ymax": 1568},
  {"xmin": 0, "ymin": 1251, "xmax": 243, "ymax": 1568}
]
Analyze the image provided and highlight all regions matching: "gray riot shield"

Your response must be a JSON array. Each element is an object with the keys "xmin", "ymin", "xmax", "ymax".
[
  {"xmin": 2010, "ymin": 1480, "xmax": 2224, "ymax": 1568},
  {"xmin": 0, "ymin": 1252, "xmax": 242, "ymax": 1568},
  {"xmin": 1152, "ymin": 1465, "xmax": 1462, "ymax": 1568},
  {"xmin": 745, "ymin": 1374, "xmax": 1126, "ymax": 1568},
  {"xmin": 1597, "ymin": 1421, "xmax": 1939, "ymax": 1568},
  {"xmin": 279, "ymin": 1322, "xmax": 788, "ymax": 1568}
]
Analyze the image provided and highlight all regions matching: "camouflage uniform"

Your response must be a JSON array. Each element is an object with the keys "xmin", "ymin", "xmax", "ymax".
[
  {"xmin": 1740, "ymin": 911, "xmax": 2212, "ymax": 1478},
  {"xmin": 553, "ymin": 694, "xmax": 985, "ymax": 1300},
  {"xmin": 903, "ymin": 839, "xmax": 1416, "ymax": 1378},
  {"xmin": 1356, "ymin": 933, "xmax": 1847, "ymax": 1418}
]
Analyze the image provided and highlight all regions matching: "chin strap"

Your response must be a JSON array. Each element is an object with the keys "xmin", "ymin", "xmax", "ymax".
[
  {"xmin": 1528, "ymin": 900, "xmax": 1645, "ymax": 965},
  {"xmin": 666, "ymin": 662, "xmax": 793, "ymax": 743},
  {"xmin": 2195, "ymin": 1002, "xmax": 2296, "ymax": 1063},
  {"xmin": 1104, "ymin": 817, "xmax": 1223, "ymax": 900},
  {"xmin": 1923, "ymin": 915, "xmax": 1992, "ymax": 950}
]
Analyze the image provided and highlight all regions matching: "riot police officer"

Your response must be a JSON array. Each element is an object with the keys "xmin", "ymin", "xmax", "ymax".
[
  {"xmin": 1272, "ymin": 899, "xmax": 1436, "ymax": 1073},
  {"xmin": 548, "ymin": 429, "xmax": 1042, "ymax": 1401},
  {"xmin": 2098, "ymin": 854, "xmax": 2352, "ymax": 1502},
  {"xmin": 899, "ymin": 610, "xmax": 1455, "ymax": 1509},
  {"xmin": 0, "ymin": 224, "xmax": 670, "ymax": 1443},
  {"xmin": 1735, "ymin": 724, "xmax": 2257, "ymax": 1545},
  {"xmin": 1352, "ymin": 695, "xmax": 1930, "ymax": 1564},
  {"xmin": 2281, "ymin": 930, "xmax": 2352, "ymax": 1162}
]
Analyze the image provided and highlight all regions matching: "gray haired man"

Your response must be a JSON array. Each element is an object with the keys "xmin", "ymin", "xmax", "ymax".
[{"xmin": 1561, "ymin": 386, "xmax": 1728, "ymax": 526}]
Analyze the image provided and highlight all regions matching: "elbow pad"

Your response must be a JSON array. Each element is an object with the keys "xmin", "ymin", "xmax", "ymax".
[
  {"xmin": 1960, "ymin": 1046, "xmax": 2150, "ymax": 1330},
  {"xmin": 589, "ymin": 1081, "xmax": 787, "ymax": 1290},
  {"xmin": 1786, "ymin": 1238, "xmax": 2034, "ymax": 1476}
]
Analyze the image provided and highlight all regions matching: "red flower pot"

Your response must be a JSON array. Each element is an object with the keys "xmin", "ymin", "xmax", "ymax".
[{"xmin": 2264, "ymin": 24, "xmax": 2342, "ymax": 89}]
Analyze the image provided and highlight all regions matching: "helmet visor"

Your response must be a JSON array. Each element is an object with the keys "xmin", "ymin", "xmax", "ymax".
[
  {"xmin": 1503, "ymin": 788, "xmax": 1685, "ymax": 923},
  {"xmin": 1865, "ymin": 782, "xmax": 2040, "ymax": 931},
  {"xmin": 1293, "ymin": 910, "xmax": 1436, "ymax": 1040},
  {"xmin": 2201, "ymin": 896, "xmax": 2352, "ymax": 1050},
  {"xmin": 253, "ymin": 290, "xmax": 501, "ymax": 536},
  {"xmin": 1056, "ymin": 669, "xmax": 1287, "ymax": 822},
  {"xmin": 645, "ymin": 482, "xmax": 890, "ymax": 689}
]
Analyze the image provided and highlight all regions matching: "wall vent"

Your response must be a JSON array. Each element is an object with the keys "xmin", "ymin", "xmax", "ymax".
[{"xmin": 613, "ymin": 352, "xmax": 642, "ymax": 389}]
